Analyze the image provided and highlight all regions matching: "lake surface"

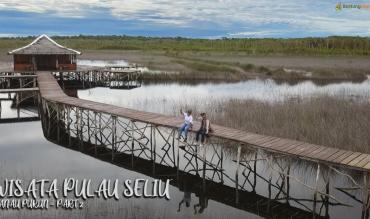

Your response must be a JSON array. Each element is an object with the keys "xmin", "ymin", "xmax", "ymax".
[{"xmin": 78, "ymin": 77, "xmax": 370, "ymax": 116}]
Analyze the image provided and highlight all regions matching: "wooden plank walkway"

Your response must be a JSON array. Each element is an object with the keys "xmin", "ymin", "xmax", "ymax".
[
  {"xmin": 0, "ymin": 75, "xmax": 37, "ymax": 78},
  {"xmin": 0, "ymin": 88, "xmax": 39, "ymax": 93},
  {"xmin": 36, "ymin": 71, "xmax": 370, "ymax": 172}
]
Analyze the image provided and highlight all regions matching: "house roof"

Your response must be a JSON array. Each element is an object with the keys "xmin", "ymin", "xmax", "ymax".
[{"xmin": 8, "ymin": 34, "xmax": 81, "ymax": 55}]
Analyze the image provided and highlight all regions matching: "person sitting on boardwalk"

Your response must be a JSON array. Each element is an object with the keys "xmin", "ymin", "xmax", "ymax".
[
  {"xmin": 178, "ymin": 109, "xmax": 193, "ymax": 142},
  {"xmin": 196, "ymin": 112, "xmax": 211, "ymax": 147}
]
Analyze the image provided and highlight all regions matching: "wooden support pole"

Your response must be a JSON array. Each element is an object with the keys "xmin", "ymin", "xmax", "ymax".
[
  {"xmin": 152, "ymin": 126, "xmax": 157, "ymax": 175},
  {"xmin": 56, "ymin": 104, "xmax": 60, "ymax": 143},
  {"xmin": 94, "ymin": 112, "xmax": 98, "ymax": 156},
  {"xmin": 195, "ymin": 142, "xmax": 199, "ymax": 176},
  {"xmin": 112, "ymin": 116, "xmax": 117, "ymax": 162},
  {"xmin": 172, "ymin": 130, "xmax": 176, "ymax": 167},
  {"xmin": 235, "ymin": 145, "xmax": 241, "ymax": 205},
  {"xmin": 87, "ymin": 111, "xmax": 91, "ymax": 143},
  {"xmin": 76, "ymin": 108, "xmax": 81, "ymax": 149},
  {"xmin": 253, "ymin": 152, "xmax": 257, "ymax": 193},
  {"xmin": 202, "ymin": 145, "xmax": 207, "ymax": 189},
  {"xmin": 67, "ymin": 106, "xmax": 71, "ymax": 147},
  {"xmin": 16, "ymin": 93, "xmax": 20, "ymax": 119},
  {"xmin": 150, "ymin": 125, "xmax": 153, "ymax": 160},
  {"xmin": 267, "ymin": 155, "xmax": 272, "ymax": 213},
  {"xmin": 313, "ymin": 163, "xmax": 320, "ymax": 219},
  {"xmin": 220, "ymin": 146, "xmax": 224, "ymax": 184},
  {"xmin": 131, "ymin": 120, "xmax": 135, "ymax": 167},
  {"xmin": 176, "ymin": 132, "xmax": 180, "ymax": 178},
  {"xmin": 362, "ymin": 172, "xmax": 369, "ymax": 219},
  {"xmin": 325, "ymin": 177, "xmax": 330, "ymax": 218},
  {"xmin": 80, "ymin": 109, "xmax": 84, "ymax": 149},
  {"xmin": 285, "ymin": 161, "xmax": 291, "ymax": 203}
]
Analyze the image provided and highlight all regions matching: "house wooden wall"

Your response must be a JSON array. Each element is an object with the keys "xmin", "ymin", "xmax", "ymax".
[{"xmin": 14, "ymin": 54, "xmax": 77, "ymax": 71}]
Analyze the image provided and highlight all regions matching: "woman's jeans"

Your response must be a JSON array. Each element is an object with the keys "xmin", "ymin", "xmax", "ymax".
[
  {"xmin": 196, "ymin": 128, "xmax": 207, "ymax": 143},
  {"xmin": 178, "ymin": 123, "xmax": 191, "ymax": 139}
]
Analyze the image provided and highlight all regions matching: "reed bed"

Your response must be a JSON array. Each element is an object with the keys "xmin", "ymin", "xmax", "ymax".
[{"xmin": 128, "ymin": 95, "xmax": 370, "ymax": 153}]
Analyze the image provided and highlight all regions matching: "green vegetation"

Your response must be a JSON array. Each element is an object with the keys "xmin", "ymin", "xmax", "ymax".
[
  {"xmin": 1, "ymin": 35, "xmax": 369, "ymax": 56},
  {"xmin": 172, "ymin": 59, "xmax": 238, "ymax": 73},
  {"xmin": 135, "ymin": 95, "xmax": 370, "ymax": 153}
]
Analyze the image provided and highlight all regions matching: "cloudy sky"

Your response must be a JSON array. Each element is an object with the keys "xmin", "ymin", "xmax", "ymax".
[{"xmin": 0, "ymin": 0, "xmax": 369, "ymax": 38}]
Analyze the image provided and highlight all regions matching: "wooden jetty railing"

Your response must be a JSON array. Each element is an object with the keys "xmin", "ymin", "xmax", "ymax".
[
  {"xmin": 34, "ymin": 71, "xmax": 370, "ymax": 218},
  {"xmin": 43, "ymin": 124, "xmax": 329, "ymax": 218},
  {"xmin": 37, "ymin": 71, "xmax": 370, "ymax": 172},
  {"xmin": 0, "ymin": 70, "xmax": 369, "ymax": 217},
  {"xmin": 52, "ymin": 68, "xmax": 142, "ymax": 90},
  {"xmin": 0, "ymin": 73, "xmax": 39, "ymax": 120}
]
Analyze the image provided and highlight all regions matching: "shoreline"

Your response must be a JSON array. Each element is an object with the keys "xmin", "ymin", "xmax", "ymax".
[{"xmin": 0, "ymin": 49, "xmax": 369, "ymax": 82}]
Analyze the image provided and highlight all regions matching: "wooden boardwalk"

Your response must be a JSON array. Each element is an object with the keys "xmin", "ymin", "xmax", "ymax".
[
  {"xmin": 0, "ymin": 75, "xmax": 37, "ymax": 79},
  {"xmin": 36, "ymin": 71, "xmax": 370, "ymax": 172},
  {"xmin": 0, "ymin": 88, "xmax": 39, "ymax": 93}
]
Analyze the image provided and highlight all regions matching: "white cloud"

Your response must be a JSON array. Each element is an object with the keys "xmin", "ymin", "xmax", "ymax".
[
  {"xmin": 0, "ymin": 0, "xmax": 369, "ymax": 36},
  {"xmin": 227, "ymin": 31, "xmax": 284, "ymax": 38},
  {"xmin": 0, "ymin": 33, "xmax": 18, "ymax": 37}
]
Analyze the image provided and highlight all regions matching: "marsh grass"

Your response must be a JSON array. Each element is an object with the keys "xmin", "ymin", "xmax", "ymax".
[
  {"xmin": 129, "ymin": 95, "xmax": 370, "ymax": 154},
  {"xmin": 142, "ymin": 56, "xmax": 368, "ymax": 81},
  {"xmin": 214, "ymin": 97, "xmax": 370, "ymax": 153}
]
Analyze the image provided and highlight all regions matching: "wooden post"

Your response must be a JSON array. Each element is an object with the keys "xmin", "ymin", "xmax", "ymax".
[
  {"xmin": 285, "ymin": 162, "xmax": 291, "ymax": 203},
  {"xmin": 202, "ymin": 145, "xmax": 207, "ymax": 188},
  {"xmin": 253, "ymin": 152, "xmax": 257, "ymax": 193},
  {"xmin": 325, "ymin": 179, "xmax": 330, "ymax": 218},
  {"xmin": 76, "ymin": 108, "xmax": 81, "ymax": 149},
  {"xmin": 220, "ymin": 147, "xmax": 224, "ymax": 184},
  {"xmin": 80, "ymin": 109, "xmax": 84, "ymax": 149},
  {"xmin": 362, "ymin": 173, "xmax": 369, "ymax": 219},
  {"xmin": 131, "ymin": 120, "xmax": 135, "ymax": 168},
  {"xmin": 176, "ymin": 132, "xmax": 180, "ymax": 178},
  {"xmin": 19, "ymin": 78, "xmax": 23, "ymax": 88},
  {"xmin": 150, "ymin": 125, "xmax": 153, "ymax": 160},
  {"xmin": 153, "ymin": 126, "xmax": 157, "ymax": 175},
  {"xmin": 267, "ymin": 155, "xmax": 272, "ymax": 213},
  {"xmin": 56, "ymin": 104, "xmax": 60, "ymax": 143},
  {"xmin": 87, "ymin": 111, "xmax": 91, "ymax": 143},
  {"xmin": 235, "ymin": 145, "xmax": 241, "ymax": 205},
  {"xmin": 16, "ymin": 93, "xmax": 20, "ymax": 119},
  {"xmin": 112, "ymin": 116, "xmax": 117, "ymax": 161},
  {"xmin": 60, "ymin": 72, "xmax": 64, "ymax": 89},
  {"xmin": 172, "ymin": 130, "xmax": 176, "ymax": 167},
  {"xmin": 67, "ymin": 106, "xmax": 71, "ymax": 147},
  {"xmin": 195, "ymin": 142, "xmax": 199, "ymax": 176},
  {"xmin": 313, "ymin": 163, "xmax": 320, "ymax": 219},
  {"xmin": 94, "ymin": 112, "xmax": 98, "ymax": 156}
]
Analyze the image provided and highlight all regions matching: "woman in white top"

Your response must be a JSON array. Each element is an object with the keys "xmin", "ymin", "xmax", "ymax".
[{"xmin": 178, "ymin": 109, "xmax": 193, "ymax": 142}]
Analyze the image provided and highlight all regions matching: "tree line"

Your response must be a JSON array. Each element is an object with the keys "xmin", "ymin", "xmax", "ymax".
[{"xmin": 1, "ymin": 35, "xmax": 369, "ymax": 56}]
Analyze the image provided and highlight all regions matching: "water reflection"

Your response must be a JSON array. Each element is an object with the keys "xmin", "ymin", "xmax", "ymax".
[
  {"xmin": 0, "ymin": 97, "xmax": 263, "ymax": 219},
  {"xmin": 78, "ymin": 59, "xmax": 129, "ymax": 67}
]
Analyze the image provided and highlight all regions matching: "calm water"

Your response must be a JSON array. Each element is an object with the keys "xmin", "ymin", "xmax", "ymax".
[
  {"xmin": 0, "ymin": 121, "xmax": 253, "ymax": 219},
  {"xmin": 78, "ymin": 77, "xmax": 370, "ymax": 115},
  {"xmin": 0, "ymin": 60, "xmax": 369, "ymax": 218}
]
